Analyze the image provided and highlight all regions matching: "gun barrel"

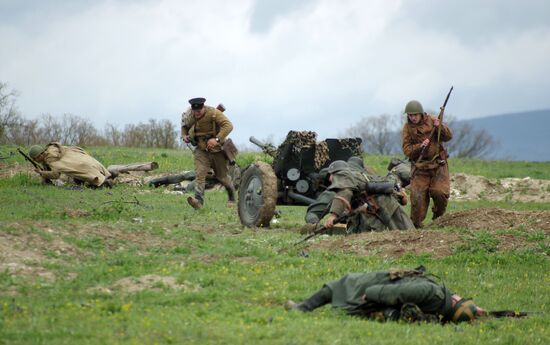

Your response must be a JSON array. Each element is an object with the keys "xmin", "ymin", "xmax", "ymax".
[
  {"xmin": 249, "ymin": 136, "xmax": 266, "ymax": 148},
  {"xmin": 287, "ymin": 191, "xmax": 316, "ymax": 205}
]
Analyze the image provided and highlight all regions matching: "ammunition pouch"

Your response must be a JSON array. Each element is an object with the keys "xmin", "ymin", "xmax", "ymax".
[
  {"xmin": 222, "ymin": 138, "xmax": 238, "ymax": 165},
  {"xmin": 399, "ymin": 303, "xmax": 439, "ymax": 323}
]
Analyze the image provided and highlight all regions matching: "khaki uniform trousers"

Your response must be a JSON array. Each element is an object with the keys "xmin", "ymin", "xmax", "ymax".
[
  {"xmin": 194, "ymin": 149, "xmax": 232, "ymax": 199},
  {"xmin": 410, "ymin": 163, "xmax": 450, "ymax": 227}
]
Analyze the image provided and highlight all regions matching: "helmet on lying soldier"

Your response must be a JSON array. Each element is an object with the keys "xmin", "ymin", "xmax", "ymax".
[
  {"xmin": 452, "ymin": 298, "xmax": 486, "ymax": 323},
  {"xmin": 347, "ymin": 156, "xmax": 364, "ymax": 170},
  {"xmin": 29, "ymin": 145, "xmax": 45, "ymax": 159},
  {"xmin": 327, "ymin": 160, "xmax": 349, "ymax": 174}
]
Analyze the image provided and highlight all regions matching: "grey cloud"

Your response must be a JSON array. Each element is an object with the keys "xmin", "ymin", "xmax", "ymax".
[
  {"xmin": 249, "ymin": 0, "xmax": 316, "ymax": 33},
  {"xmin": 396, "ymin": 0, "xmax": 550, "ymax": 45},
  {"xmin": 1, "ymin": 0, "xmax": 549, "ymax": 147}
]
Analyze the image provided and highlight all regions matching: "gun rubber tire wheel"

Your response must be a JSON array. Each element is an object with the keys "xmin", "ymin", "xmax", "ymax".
[{"xmin": 238, "ymin": 161, "xmax": 278, "ymax": 227}]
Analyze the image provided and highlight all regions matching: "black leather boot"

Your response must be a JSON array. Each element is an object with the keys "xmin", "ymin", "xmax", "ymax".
[
  {"xmin": 187, "ymin": 194, "xmax": 204, "ymax": 209},
  {"xmin": 285, "ymin": 286, "xmax": 332, "ymax": 312}
]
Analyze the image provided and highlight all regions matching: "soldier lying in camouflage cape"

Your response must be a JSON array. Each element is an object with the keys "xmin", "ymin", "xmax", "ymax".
[
  {"xmin": 305, "ymin": 157, "xmax": 414, "ymax": 232},
  {"xmin": 284, "ymin": 266, "xmax": 486, "ymax": 323}
]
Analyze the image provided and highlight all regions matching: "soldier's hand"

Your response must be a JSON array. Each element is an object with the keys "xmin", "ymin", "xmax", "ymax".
[
  {"xmin": 183, "ymin": 135, "xmax": 190, "ymax": 144},
  {"xmin": 324, "ymin": 214, "xmax": 337, "ymax": 228},
  {"xmin": 433, "ymin": 118, "xmax": 440, "ymax": 127},
  {"xmin": 206, "ymin": 138, "xmax": 218, "ymax": 150},
  {"xmin": 420, "ymin": 138, "xmax": 430, "ymax": 148}
]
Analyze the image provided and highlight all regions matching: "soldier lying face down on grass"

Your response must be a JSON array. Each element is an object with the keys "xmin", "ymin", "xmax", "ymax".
[
  {"xmin": 27, "ymin": 143, "xmax": 158, "ymax": 188},
  {"xmin": 284, "ymin": 266, "xmax": 487, "ymax": 324},
  {"xmin": 28, "ymin": 143, "xmax": 114, "ymax": 188}
]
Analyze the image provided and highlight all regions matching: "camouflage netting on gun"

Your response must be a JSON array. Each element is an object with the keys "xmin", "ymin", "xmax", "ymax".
[
  {"xmin": 339, "ymin": 138, "xmax": 363, "ymax": 157},
  {"xmin": 315, "ymin": 141, "xmax": 330, "ymax": 170},
  {"xmin": 276, "ymin": 131, "xmax": 317, "ymax": 156}
]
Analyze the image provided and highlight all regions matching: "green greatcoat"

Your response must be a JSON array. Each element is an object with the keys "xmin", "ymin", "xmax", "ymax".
[
  {"xmin": 324, "ymin": 270, "xmax": 453, "ymax": 320},
  {"xmin": 327, "ymin": 168, "xmax": 415, "ymax": 232}
]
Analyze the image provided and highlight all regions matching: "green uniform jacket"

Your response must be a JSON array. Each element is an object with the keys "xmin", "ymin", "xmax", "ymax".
[
  {"xmin": 326, "ymin": 167, "xmax": 414, "ymax": 231},
  {"xmin": 325, "ymin": 271, "xmax": 453, "ymax": 320}
]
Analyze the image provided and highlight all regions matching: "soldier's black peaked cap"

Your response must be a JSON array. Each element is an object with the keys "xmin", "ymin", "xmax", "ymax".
[{"xmin": 189, "ymin": 97, "xmax": 206, "ymax": 110}]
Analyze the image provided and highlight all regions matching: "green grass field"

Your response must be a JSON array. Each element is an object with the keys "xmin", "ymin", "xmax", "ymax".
[{"xmin": 0, "ymin": 146, "xmax": 549, "ymax": 344}]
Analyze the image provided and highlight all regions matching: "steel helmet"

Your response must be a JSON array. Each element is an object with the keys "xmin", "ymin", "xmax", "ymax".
[
  {"xmin": 327, "ymin": 160, "xmax": 349, "ymax": 174},
  {"xmin": 347, "ymin": 156, "xmax": 364, "ymax": 169},
  {"xmin": 28, "ymin": 145, "xmax": 45, "ymax": 159},
  {"xmin": 452, "ymin": 299, "xmax": 484, "ymax": 323},
  {"xmin": 404, "ymin": 100, "xmax": 424, "ymax": 114}
]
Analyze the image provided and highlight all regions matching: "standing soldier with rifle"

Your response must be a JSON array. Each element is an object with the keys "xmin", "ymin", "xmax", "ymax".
[
  {"xmin": 402, "ymin": 87, "xmax": 453, "ymax": 228},
  {"xmin": 181, "ymin": 97, "xmax": 236, "ymax": 209}
]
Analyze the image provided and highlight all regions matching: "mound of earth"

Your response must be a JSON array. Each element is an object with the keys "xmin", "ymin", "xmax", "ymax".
[
  {"xmin": 306, "ymin": 230, "xmax": 461, "ymax": 259},
  {"xmin": 305, "ymin": 208, "xmax": 549, "ymax": 259},
  {"xmin": 450, "ymin": 173, "xmax": 550, "ymax": 202},
  {"xmin": 431, "ymin": 208, "xmax": 550, "ymax": 231}
]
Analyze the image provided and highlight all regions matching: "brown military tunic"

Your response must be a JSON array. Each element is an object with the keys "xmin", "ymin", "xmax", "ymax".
[
  {"xmin": 402, "ymin": 114, "xmax": 452, "ymax": 227},
  {"xmin": 181, "ymin": 106, "xmax": 234, "ymax": 202},
  {"xmin": 39, "ymin": 142, "xmax": 111, "ymax": 186}
]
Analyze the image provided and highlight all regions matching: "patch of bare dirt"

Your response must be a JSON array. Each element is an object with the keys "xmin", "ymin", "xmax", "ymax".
[
  {"xmin": 305, "ymin": 208, "xmax": 549, "ymax": 259},
  {"xmin": 307, "ymin": 230, "xmax": 461, "ymax": 259},
  {"xmin": 0, "ymin": 221, "xmax": 180, "ymax": 284},
  {"xmin": 450, "ymin": 173, "xmax": 550, "ymax": 202},
  {"xmin": 0, "ymin": 162, "xmax": 33, "ymax": 178},
  {"xmin": 0, "ymin": 224, "xmax": 81, "ymax": 283},
  {"xmin": 431, "ymin": 208, "xmax": 550, "ymax": 231},
  {"xmin": 87, "ymin": 274, "xmax": 200, "ymax": 294}
]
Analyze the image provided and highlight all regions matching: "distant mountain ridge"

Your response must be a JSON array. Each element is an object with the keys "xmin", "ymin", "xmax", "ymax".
[{"xmin": 459, "ymin": 109, "xmax": 550, "ymax": 162}]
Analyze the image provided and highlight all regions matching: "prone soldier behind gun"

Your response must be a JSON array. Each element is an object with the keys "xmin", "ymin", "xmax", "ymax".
[
  {"xmin": 319, "ymin": 159, "xmax": 414, "ymax": 233},
  {"xmin": 181, "ymin": 98, "xmax": 235, "ymax": 209}
]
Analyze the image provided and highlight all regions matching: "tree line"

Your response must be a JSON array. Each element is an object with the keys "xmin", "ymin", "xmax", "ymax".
[
  {"xmin": 343, "ymin": 113, "xmax": 496, "ymax": 159},
  {"xmin": 0, "ymin": 82, "xmax": 180, "ymax": 149},
  {"xmin": 2, "ymin": 82, "xmax": 495, "ymax": 157}
]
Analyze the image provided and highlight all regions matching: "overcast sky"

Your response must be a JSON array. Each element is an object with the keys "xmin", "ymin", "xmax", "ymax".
[{"xmin": 1, "ymin": 0, "xmax": 549, "ymax": 146}]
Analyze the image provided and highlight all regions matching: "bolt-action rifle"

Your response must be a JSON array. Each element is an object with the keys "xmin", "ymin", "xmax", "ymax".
[
  {"xmin": 17, "ymin": 147, "xmax": 40, "ymax": 170},
  {"xmin": 411, "ymin": 86, "xmax": 453, "ymax": 178},
  {"xmin": 488, "ymin": 310, "xmax": 539, "ymax": 318},
  {"xmin": 294, "ymin": 203, "xmax": 370, "ymax": 245}
]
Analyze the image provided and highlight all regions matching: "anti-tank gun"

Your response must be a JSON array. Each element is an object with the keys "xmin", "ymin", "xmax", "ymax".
[{"xmin": 238, "ymin": 131, "xmax": 362, "ymax": 227}]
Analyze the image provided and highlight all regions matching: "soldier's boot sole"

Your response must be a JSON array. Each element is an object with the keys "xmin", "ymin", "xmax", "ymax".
[
  {"xmin": 283, "ymin": 300, "xmax": 306, "ymax": 312},
  {"xmin": 187, "ymin": 196, "xmax": 203, "ymax": 209}
]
